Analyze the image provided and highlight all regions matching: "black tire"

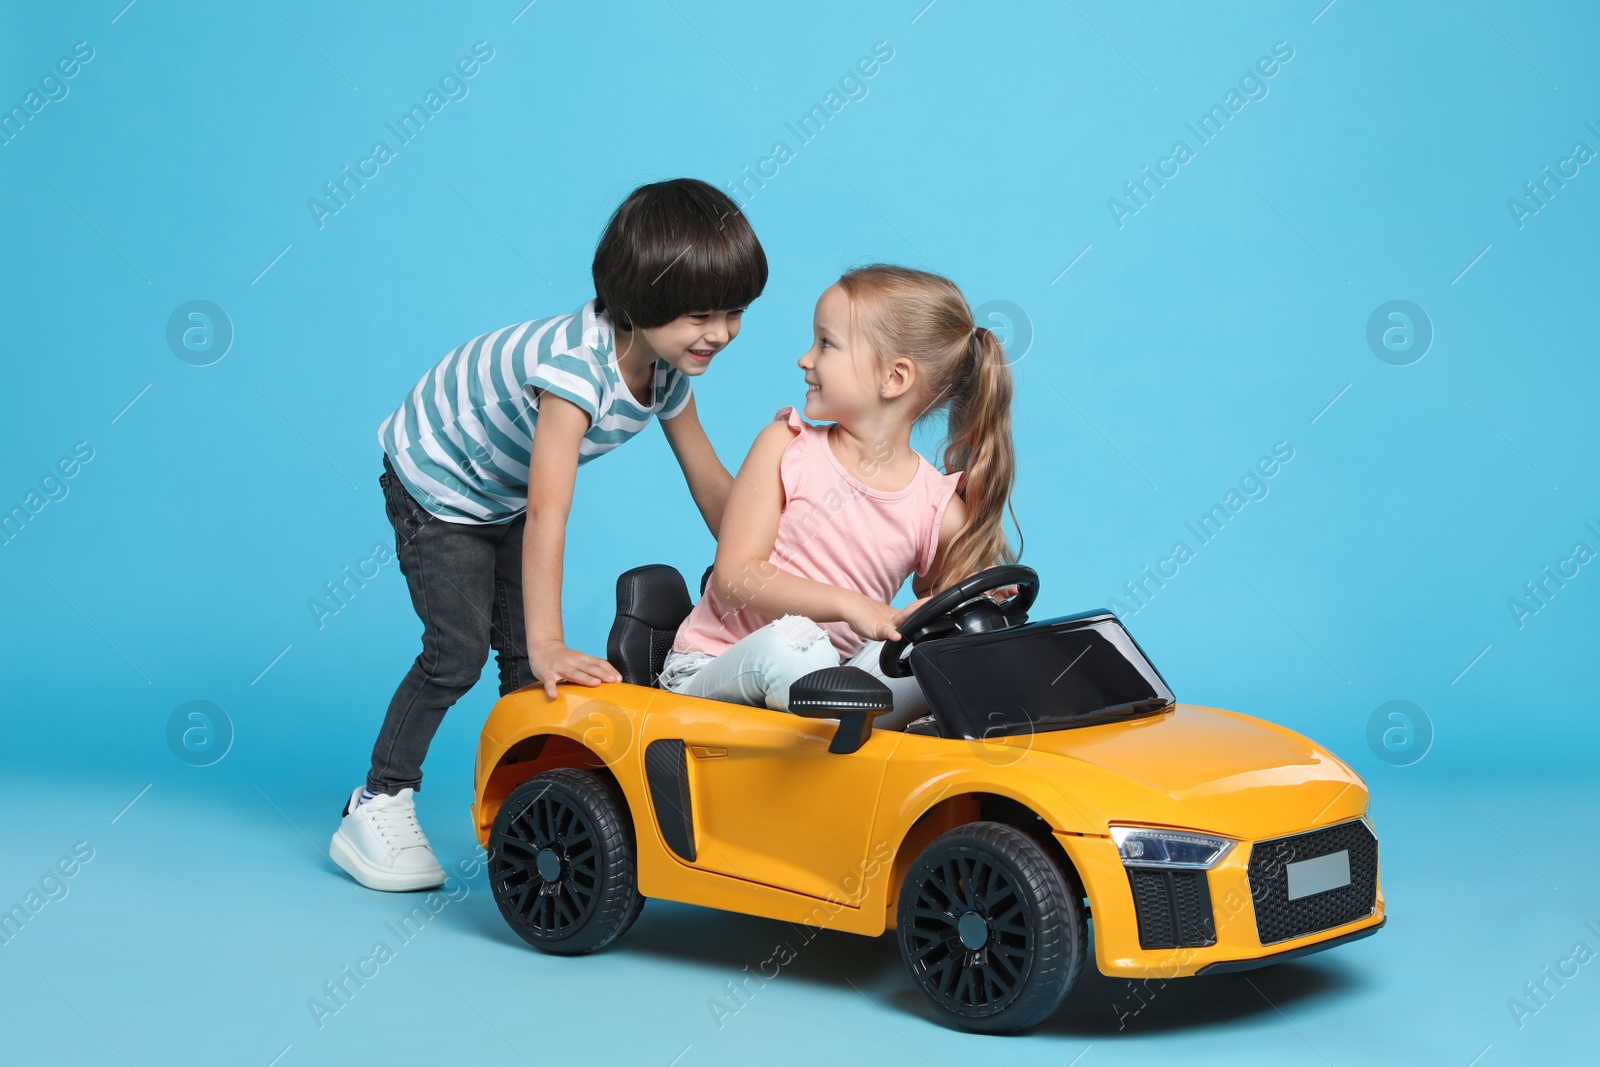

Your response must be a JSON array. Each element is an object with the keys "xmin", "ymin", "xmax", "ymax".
[
  {"xmin": 487, "ymin": 769, "xmax": 644, "ymax": 956},
  {"xmin": 897, "ymin": 822, "xmax": 1086, "ymax": 1032}
]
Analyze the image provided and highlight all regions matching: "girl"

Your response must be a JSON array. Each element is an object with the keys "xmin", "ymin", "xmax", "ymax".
[
  {"xmin": 332, "ymin": 179, "xmax": 767, "ymax": 892},
  {"xmin": 659, "ymin": 265, "xmax": 1017, "ymax": 724}
]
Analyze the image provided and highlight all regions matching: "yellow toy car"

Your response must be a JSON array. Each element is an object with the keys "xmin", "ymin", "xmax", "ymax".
[{"xmin": 471, "ymin": 564, "xmax": 1384, "ymax": 1032}]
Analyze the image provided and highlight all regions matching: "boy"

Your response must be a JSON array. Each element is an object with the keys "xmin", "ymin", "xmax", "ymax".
[{"xmin": 331, "ymin": 179, "xmax": 766, "ymax": 891}]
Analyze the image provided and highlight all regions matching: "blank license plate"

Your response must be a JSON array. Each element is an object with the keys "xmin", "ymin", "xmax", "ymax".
[{"xmin": 1286, "ymin": 850, "xmax": 1351, "ymax": 900}]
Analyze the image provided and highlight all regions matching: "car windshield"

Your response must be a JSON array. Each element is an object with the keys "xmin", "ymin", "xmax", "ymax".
[{"xmin": 916, "ymin": 617, "xmax": 1173, "ymax": 737}]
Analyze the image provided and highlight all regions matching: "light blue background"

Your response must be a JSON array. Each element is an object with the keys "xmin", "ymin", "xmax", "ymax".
[{"xmin": 2, "ymin": 1, "xmax": 1595, "ymax": 1064}]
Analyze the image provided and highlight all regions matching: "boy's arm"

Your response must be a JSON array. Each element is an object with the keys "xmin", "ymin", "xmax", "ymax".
[
  {"xmin": 659, "ymin": 393, "xmax": 733, "ymax": 537},
  {"xmin": 523, "ymin": 393, "xmax": 622, "ymax": 698},
  {"xmin": 710, "ymin": 422, "xmax": 906, "ymax": 643}
]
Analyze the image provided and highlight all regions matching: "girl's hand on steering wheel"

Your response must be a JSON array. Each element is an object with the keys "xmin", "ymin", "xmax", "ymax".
[
  {"xmin": 892, "ymin": 596, "xmax": 931, "ymax": 633},
  {"xmin": 844, "ymin": 594, "xmax": 925, "ymax": 643}
]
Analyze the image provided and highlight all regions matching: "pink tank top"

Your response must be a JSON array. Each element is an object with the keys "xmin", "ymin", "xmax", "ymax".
[{"xmin": 674, "ymin": 407, "xmax": 963, "ymax": 659}]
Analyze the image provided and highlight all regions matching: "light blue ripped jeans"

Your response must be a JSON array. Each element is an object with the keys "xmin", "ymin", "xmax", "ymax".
[{"xmin": 659, "ymin": 615, "xmax": 930, "ymax": 731}]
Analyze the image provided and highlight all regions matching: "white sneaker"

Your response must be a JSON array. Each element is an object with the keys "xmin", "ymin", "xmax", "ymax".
[{"xmin": 329, "ymin": 787, "xmax": 446, "ymax": 892}]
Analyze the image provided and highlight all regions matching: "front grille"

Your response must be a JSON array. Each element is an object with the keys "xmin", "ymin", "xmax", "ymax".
[
  {"xmin": 1247, "ymin": 819, "xmax": 1377, "ymax": 944},
  {"xmin": 1128, "ymin": 868, "xmax": 1216, "ymax": 949}
]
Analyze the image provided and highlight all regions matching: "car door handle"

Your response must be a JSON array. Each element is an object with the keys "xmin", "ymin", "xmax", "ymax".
[{"xmin": 689, "ymin": 745, "xmax": 728, "ymax": 759}]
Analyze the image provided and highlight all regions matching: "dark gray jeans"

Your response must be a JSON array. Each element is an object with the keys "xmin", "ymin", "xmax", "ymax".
[{"xmin": 368, "ymin": 456, "xmax": 530, "ymax": 795}]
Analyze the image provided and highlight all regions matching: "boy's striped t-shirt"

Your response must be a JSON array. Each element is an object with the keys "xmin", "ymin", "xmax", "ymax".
[{"xmin": 378, "ymin": 300, "xmax": 692, "ymax": 523}]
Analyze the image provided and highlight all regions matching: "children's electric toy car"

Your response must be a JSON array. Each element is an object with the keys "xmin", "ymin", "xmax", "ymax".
[{"xmin": 471, "ymin": 564, "xmax": 1384, "ymax": 1033}]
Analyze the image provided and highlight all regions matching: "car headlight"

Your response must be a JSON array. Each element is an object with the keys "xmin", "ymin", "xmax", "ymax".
[{"xmin": 1109, "ymin": 825, "xmax": 1235, "ymax": 869}]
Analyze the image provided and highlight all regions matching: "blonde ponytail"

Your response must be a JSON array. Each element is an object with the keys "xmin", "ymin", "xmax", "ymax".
[{"xmin": 935, "ymin": 325, "xmax": 1018, "ymax": 589}]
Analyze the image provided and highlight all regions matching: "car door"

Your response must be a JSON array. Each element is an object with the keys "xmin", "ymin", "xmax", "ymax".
[{"xmin": 639, "ymin": 696, "xmax": 894, "ymax": 904}]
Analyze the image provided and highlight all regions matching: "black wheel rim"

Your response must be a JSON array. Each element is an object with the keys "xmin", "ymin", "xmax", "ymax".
[
  {"xmin": 903, "ymin": 850, "xmax": 1033, "ymax": 1016},
  {"xmin": 489, "ymin": 787, "xmax": 600, "ymax": 939}
]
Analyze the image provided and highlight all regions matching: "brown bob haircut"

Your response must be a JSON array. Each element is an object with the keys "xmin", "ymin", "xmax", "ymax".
[{"xmin": 592, "ymin": 178, "xmax": 768, "ymax": 331}]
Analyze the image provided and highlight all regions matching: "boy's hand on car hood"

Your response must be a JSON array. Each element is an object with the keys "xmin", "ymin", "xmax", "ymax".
[{"xmin": 529, "ymin": 640, "xmax": 622, "ymax": 698}]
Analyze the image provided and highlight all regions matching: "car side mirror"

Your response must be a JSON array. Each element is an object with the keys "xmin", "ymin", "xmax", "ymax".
[{"xmin": 788, "ymin": 666, "xmax": 893, "ymax": 755}]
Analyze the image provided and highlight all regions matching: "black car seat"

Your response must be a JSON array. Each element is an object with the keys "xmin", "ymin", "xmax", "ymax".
[{"xmin": 606, "ymin": 564, "xmax": 705, "ymax": 686}]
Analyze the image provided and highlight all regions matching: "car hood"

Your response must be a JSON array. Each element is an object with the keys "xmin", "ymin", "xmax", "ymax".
[{"xmin": 1014, "ymin": 703, "xmax": 1367, "ymax": 840}]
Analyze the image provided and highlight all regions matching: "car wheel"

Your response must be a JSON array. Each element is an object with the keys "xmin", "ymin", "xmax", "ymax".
[
  {"xmin": 897, "ymin": 821, "xmax": 1086, "ymax": 1032},
  {"xmin": 488, "ymin": 768, "xmax": 644, "ymax": 955}
]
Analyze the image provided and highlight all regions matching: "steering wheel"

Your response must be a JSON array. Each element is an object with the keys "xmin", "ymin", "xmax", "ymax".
[{"xmin": 879, "ymin": 565, "xmax": 1039, "ymax": 678}]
